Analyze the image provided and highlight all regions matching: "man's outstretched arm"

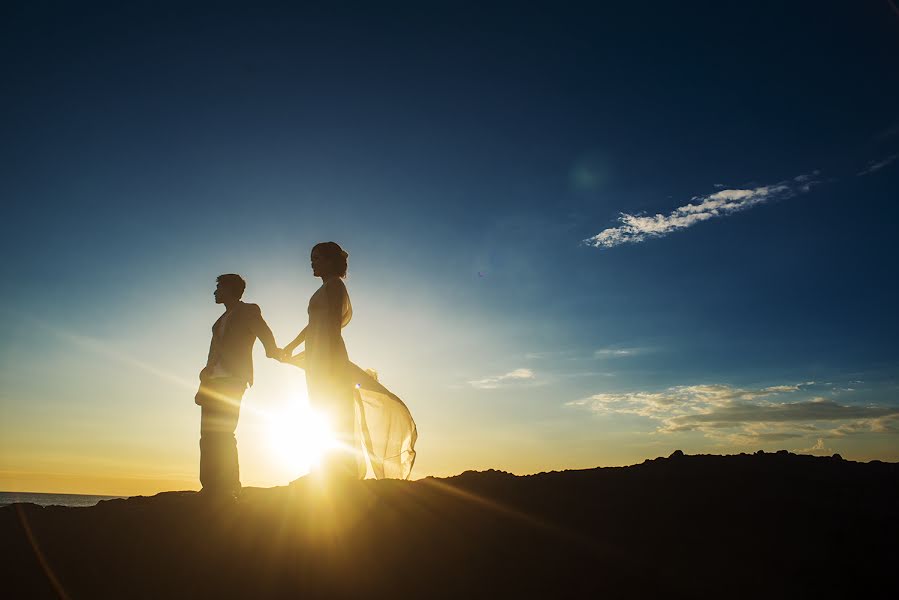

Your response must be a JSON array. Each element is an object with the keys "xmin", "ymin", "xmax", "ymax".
[{"xmin": 246, "ymin": 304, "xmax": 281, "ymax": 359}]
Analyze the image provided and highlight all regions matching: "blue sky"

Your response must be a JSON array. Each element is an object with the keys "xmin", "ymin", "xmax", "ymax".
[{"xmin": 1, "ymin": 1, "xmax": 898, "ymax": 493}]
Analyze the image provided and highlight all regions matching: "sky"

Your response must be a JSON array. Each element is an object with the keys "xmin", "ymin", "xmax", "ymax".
[{"xmin": 1, "ymin": 1, "xmax": 898, "ymax": 495}]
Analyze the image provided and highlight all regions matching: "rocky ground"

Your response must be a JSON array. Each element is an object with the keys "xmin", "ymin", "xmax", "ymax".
[{"xmin": 2, "ymin": 451, "xmax": 897, "ymax": 599}]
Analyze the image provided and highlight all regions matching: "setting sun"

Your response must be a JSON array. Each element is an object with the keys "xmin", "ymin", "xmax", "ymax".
[{"xmin": 266, "ymin": 395, "xmax": 339, "ymax": 478}]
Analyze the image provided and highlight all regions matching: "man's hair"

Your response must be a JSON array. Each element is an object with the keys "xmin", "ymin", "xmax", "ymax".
[
  {"xmin": 216, "ymin": 274, "xmax": 246, "ymax": 299},
  {"xmin": 312, "ymin": 241, "xmax": 349, "ymax": 278}
]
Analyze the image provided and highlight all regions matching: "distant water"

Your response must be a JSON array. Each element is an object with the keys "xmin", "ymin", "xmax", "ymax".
[{"xmin": 0, "ymin": 491, "xmax": 127, "ymax": 508}]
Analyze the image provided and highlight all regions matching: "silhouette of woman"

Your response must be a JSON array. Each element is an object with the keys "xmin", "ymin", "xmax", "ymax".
[{"xmin": 282, "ymin": 242, "xmax": 417, "ymax": 479}]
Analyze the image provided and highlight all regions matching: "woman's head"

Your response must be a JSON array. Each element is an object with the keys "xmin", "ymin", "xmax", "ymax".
[{"xmin": 311, "ymin": 242, "xmax": 348, "ymax": 278}]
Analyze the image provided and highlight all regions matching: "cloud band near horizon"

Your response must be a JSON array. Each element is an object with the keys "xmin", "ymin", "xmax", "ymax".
[{"xmin": 568, "ymin": 383, "xmax": 899, "ymax": 450}]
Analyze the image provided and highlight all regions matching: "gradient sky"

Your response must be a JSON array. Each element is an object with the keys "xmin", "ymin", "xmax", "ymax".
[{"xmin": 2, "ymin": 1, "xmax": 898, "ymax": 495}]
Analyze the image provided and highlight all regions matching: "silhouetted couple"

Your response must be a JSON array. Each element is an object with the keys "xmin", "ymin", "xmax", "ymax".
[{"xmin": 194, "ymin": 242, "xmax": 417, "ymax": 499}]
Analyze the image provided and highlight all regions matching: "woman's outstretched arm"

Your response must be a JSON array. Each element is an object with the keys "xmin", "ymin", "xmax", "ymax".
[{"xmin": 283, "ymin": 327, "xmax": 307, "ymax": 356}]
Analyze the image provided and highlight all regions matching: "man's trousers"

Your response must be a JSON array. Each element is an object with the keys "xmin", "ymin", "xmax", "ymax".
[{"xmin": 196, "ymin": 378, "xmax": 247, "ymax": 494}]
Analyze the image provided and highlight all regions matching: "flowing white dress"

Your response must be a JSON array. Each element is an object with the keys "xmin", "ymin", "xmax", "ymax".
[{"xmin": 291, "ymin": 279, "xmax": 417, "ymax": 480}]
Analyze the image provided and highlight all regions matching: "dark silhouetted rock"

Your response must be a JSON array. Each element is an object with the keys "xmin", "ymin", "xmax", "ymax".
[
  {"xmin": 2, "ymin": 453, "xmax": 897, "ymax": 599},
  {"xmin": 669, "ymin": 449, "xmax": 685, "ymax": 459}
]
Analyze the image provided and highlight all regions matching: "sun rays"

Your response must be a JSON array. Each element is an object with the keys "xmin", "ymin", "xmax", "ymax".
[{"xmin": 265, "ymin": 390, "xmax": 340, "ymax": 478}]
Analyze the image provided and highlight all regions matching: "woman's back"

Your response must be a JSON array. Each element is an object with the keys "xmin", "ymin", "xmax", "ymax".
[{"xmin": 305, "ymin": 278, "xmax": 353, "ymax": 407}]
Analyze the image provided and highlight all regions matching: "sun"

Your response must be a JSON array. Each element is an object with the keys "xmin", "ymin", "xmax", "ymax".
[{"xmin": 266, "ymin": 399, "xmax": 339, "ymax": 478}]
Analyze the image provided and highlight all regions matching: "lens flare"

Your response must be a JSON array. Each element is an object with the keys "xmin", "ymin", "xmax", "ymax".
[{"xmin": 267, "ymin": 403, "xmax": 339, "ymax": 478}]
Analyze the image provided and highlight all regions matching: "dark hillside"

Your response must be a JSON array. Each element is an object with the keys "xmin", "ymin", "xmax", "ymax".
[{"xmin": 3, "ymin": 451, "xmax": 897, "ymax": 599}]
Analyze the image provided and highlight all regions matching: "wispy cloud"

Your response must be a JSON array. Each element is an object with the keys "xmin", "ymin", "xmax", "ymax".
[
  {"xmin": 858, "ymin": 154, "xmax": 898, "ymax": 176},
  {"xmin": 594, "ymin": 346, "xmax": 651, "ymax": 358},
  {"xmin": 662, "ymin": 398, "xmax": 896, "ymax": 432},
  {"xmin": 831, "ymin": 415, "xmax": 899, "ymax": 437},
  {"xmin": 568, "ymin": 382, "xmax": 899, "ymax": 446},
  {"xmin": 469, "ymin": 368, "xmax": 536, "ymax": 389},
  {"xmin": 583, "ymin": 172, "xmax": 820, "ymax": 249}
]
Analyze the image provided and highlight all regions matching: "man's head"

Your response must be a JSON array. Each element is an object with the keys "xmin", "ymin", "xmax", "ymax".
[{"xmin": 214, "ymin": 274, "xmax": 246, "ymax": 304}]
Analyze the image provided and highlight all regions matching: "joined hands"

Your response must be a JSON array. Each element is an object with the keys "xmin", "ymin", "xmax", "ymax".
[
  {"xmin": 269, "ymin": 347, "xmax": 302, "ymax": 364},
  {"xmin": 266, "ymin": 348, "xmax": 290, "ymax": 362}
]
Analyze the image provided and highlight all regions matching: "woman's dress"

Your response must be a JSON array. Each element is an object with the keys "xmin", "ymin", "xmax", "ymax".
[{"xmin": 291, "ymin": 279, "xmax": 417, "ymax": 479}]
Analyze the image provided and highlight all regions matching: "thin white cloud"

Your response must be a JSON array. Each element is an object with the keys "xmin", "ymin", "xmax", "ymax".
[
  {"xmin": 858, "ymin": 154, "xmax": 898, "ymax": 176},
  {"xmin": 594, "ymin": 347, "xmax": 647, "ymax": 358},
  {"xmin": 568, "ymin": 383, "xmax": 899, "ymax": 446},
  {"xmin": 761, "ymin": 385, "xmax": 801, "ymax": 393},
  {"xmin": 583, "ymin": 172, "xmax": 820, "ymax": 249},
  {"xmin": 469, "ymin": 368, "xmax": 535, "ymax": 389}
]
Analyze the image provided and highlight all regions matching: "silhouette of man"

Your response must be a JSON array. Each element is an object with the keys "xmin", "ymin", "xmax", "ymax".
[{"xmin": 195, "ymin": 274, "xmax": 281, "ymax": 498}]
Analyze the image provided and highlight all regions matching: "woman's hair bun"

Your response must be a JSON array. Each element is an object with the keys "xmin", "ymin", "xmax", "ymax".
[{"xmin": 312, "ymin": 241, "xmax": 349, "ymax": 278}]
